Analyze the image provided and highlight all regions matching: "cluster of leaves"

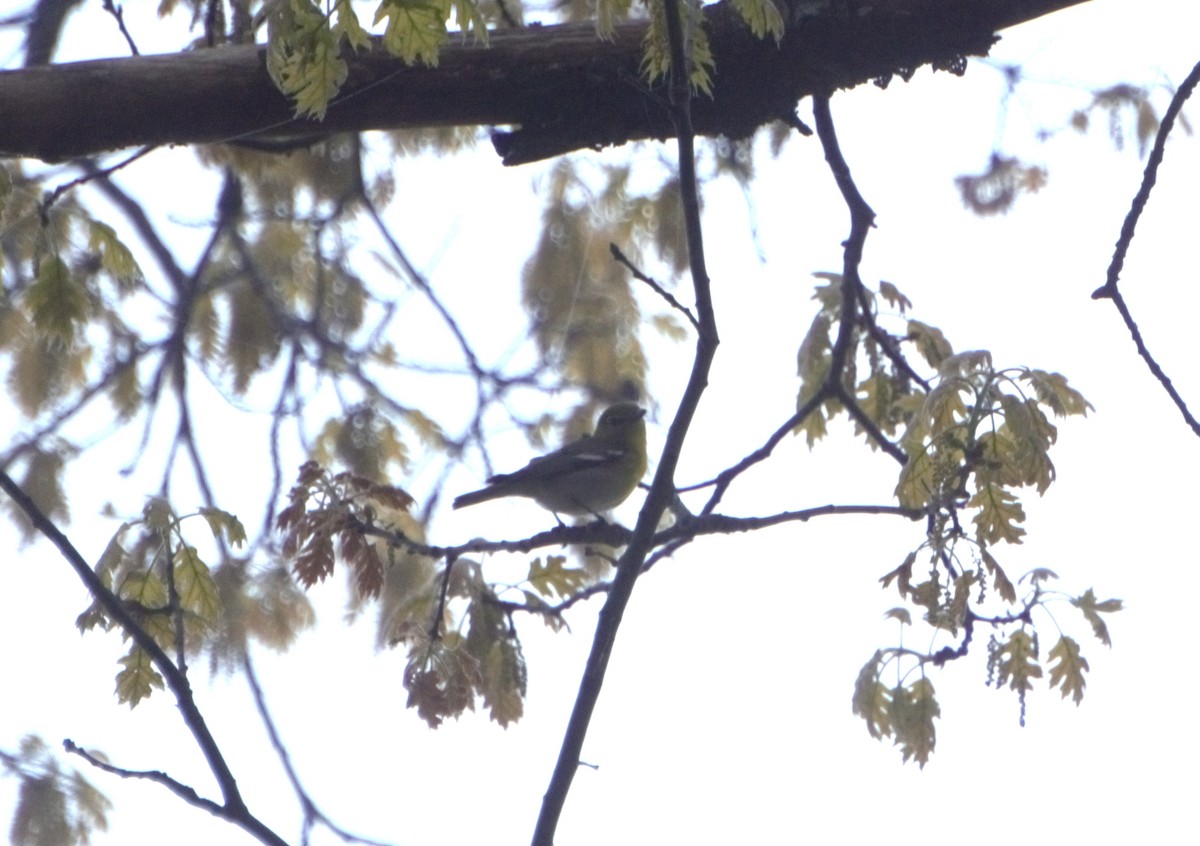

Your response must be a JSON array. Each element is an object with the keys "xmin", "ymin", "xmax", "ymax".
[
  {"xmin": 954, "ymin": 75, "xmax": 1183, "ymax": 216},
  {"xmin": 264, "ymin": 0, "xmax": 787, "ymax": 118},
  {"xmin": 855, "ymin": 570, "xmax": 1121, "ymax": 765},
  {"xmin": 2, "ymin": 735, "xmax": 110, "ymax": 846},
  {"xmin": 267, "ymin": 0, "xmax": 489, "ymax": 119},
  {"xmin": 987, "ymin": 585, "xmax": 1122, "ymax": 707},
  {"xmin": 1070, "ymin": 84, "xmax": 1172, "ymax": 158},
  {"xmin": 277, "ymin": 460, "xmax": 417, "ymax": 599},
  {"xmin": 74, "ymin": 500, "xmax": 245, "ymax": 706},
  {"xmin": 794, "ymin": 274, "xmax": 922, "ymax": 446},
  {"xmin": 639, "ymin": 0, "xmax": 717, "ymax": 95},
  {"xmin": 266, "ymin": 0, "xmax": 370, "ymax": 119},
  {"xmin": 70, "ymin": 495, "xmax": 318, "ymax": 701},
  {"xmin": 954, "ymin": 153, "xmax": 1047, "ymax": 215},
  {"xmin": 392, "ymin": 551, "xmax": 607, "ymax": 727},
  {"xmin": 852, "ymin": 654, "xmax": 939, "ymax": 767},
  {"xmin": 795, "ymin": 277, "xmax": 1119, "ymax": 763},
  {"xmin": 0, "ymin": 141, "xmax": 413, "ymax": 547},
  {"xmin": 797, "ymin": 276, "xmax": 1092, "ymax": 543},
  {"xmin": 521, "ymin": 160, "xmax": 689, "ymax": 400},
  {"xmin": 641, "ymin": 0, "xmax": 783, "ymax": 94},
  {"xmin": 277, "ymin": 461, "xmax": 598, "ymax": 728},
  {"xmin": 398, "ymin": 571, "xmax": 529, "ymax": 728},
  {"xmin": 0, "ymin": 164, "xmax": 147, "ymax": 534}
]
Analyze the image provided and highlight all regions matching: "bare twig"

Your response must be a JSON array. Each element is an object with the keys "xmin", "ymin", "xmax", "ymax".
[
  {"xmin": 696, "ymin": 95, "xmax": 895, "ymax": 513},
  {"xmin": 700, "ymin": 390, "xmax": 829, "ymax": 514},
  {"xmin": 100, "ymin": 0, "xmax": 139, "ymax": 55},
  {"xmin": 242, "ymin": 654, "xmax": 399, "ymax": 846},
  {"xmin": 429, "ymin": 555, "xmax": 457, "ymax": 640},
  {"xmin": 362, "ymin": 198, "xmax": 485, "ymax": 379},
  {"xmin": 41, "ymin": 146, "xmax": 154, "ymax": 214},
  {"xmin": 1091, "ymin": 59, "xmax": 1200, "ymax": 438},
  {"xmin": 610, "ymin": 242, "xmax": 699, "ymax": 330},
  {"xmin": 812, "ymin": 94, "xmax": 874, "ymax": 378},
  {"xmin": 63, "ymin": 740, "xmax": 223, "ymax": 814},
  {"xmin": 781, "ymin": 111, "xmax": 814, "ymax": 137}
]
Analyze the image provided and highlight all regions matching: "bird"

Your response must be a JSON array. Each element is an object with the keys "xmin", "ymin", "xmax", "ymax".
[{"xmin": 453, "ymin": 402, "xmax": 647, "ymax": 517}]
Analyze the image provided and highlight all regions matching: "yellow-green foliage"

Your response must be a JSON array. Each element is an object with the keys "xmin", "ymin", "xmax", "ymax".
[
  {"xmin": 641, "ymin": 0, "xmax": 716, "ymax": 95},
  {"xmin": 77, "ymin": 500, "xmax": 245, "ymax": 706},
  {"xmin": 264, "ymin": 0, "xmax": 787, "ymax": 117},
  {"xmin": 267, "ymin": 0, "xmax": 488, "ymax": 118},
  {"xmin": 522, "ymin": 162, "xmax": 653, "ymax": 400},
  {"xmin": 267, "ymin": 0, "xmax": 370, "ymax": 119},
  {"xmin": 793, "ymin": 278, "xmax": 1118, "ymax": 760}
]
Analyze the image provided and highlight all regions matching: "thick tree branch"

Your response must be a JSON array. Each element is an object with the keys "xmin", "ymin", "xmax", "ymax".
[{"xmin": 0, "ymin": 0, "xmax": 1089, "ymax": 163}]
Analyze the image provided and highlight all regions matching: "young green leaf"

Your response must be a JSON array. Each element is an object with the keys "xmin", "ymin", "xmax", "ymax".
[{"xmin": 114, "ymin": 647, "xmax": 164, "ymax": 707}]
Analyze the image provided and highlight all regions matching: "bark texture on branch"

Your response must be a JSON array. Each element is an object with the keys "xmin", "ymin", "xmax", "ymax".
[{"xmin": 0, "ymin": 0, "xmax": 1089, "ymax": 164}]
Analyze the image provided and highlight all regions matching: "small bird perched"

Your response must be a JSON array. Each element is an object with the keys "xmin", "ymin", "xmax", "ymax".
[{"xmin": 453, "ymin": 402, "xmax": 647, "ymax": 517}]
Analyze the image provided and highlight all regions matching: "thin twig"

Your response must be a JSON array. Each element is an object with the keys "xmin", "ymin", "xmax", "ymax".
[
  {"xmin": 63, "ymin": 740, "xmax": 223, "ymax": 814},
  {"xmin": 484, "ymin": 503, "xmax": 921, "ymax": 621},
  {"xmin": 781, "ymin": 111, "xmax": 814, "ymax": 137},
  {"xmin": 1092, "ymin": 60, "xmax": 1200, "ymax": 438},
  {"xmin": 42, "ymin": 147, "xmax": 155, "ymax": 214},
  {"xmin": 429, "ymin": 555, "xmax": 457, "ymax": 640},
  {"xmin": 101, "ymin": 0, "xmax": 140, "ymax": 55},
  {"xmin": 700, "ymin": 391, "xmax": 828, "ymax": 515},
  {"xmin": 362, "ymin": 199, "xmax": 485, "ymax": 379},
  {"xmin": 242, "ymin": 654, "xmax": 399, "ymax": 846},
  {"xmin": 610, "ymin": 242, "xmax": 699, "ymax": 330}
]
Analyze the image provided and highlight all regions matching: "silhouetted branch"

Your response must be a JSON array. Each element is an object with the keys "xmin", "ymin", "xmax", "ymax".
[
  {"xmin": 0, "ymin": 0, "xmax": 1089, "ymax": 162},
  {"xmin": 63, "ymin": 739, "xmax": 223, "ymax": 814},
  {"xmin": 100, "ymin": 0, "xmax": 139, "ymax": 55},
  {"xmin": 812, "ymin": 93, "xmax": 874, "ymax": 380},
  {"xmin": 699, "ymin": 391, "xmax": 829, "ymax": 514},
  {"xmin": 610, "ymin": 242, "xmax": 699, "ymax": 330},
  {"xmin": 531, "ymin": 0, "xmax": 720, "ymax": 837},
  {"xmin": 41, "ymin": 147, "xmax": 154, "ymax": 214},
  {"xmin": 1092, "ymin": 59, "xmax": 1200, "ymax": 439},
  {"xmin": 479, "ymin": 504, "xmax": 920, "ymax": 625},
  {"xmin": 830, "ymin": 382, "xmax": 907, "ymax": 464},
  {"xmin": 0, "ymin": 471, "xmax": 288, "ymax": 846},
  {"xmin": 362, "ymin": 500, "xmax": 920, "ymax": 568},
  {"xmin": 242, "ymin": 655, "xmax": 399, "ymax": 846}
]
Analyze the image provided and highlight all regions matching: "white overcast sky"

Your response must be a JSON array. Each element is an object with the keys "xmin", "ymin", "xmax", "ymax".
[{"xmin": 3, "ymin": 1, "xmax": 1200, "ymax": 844}]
